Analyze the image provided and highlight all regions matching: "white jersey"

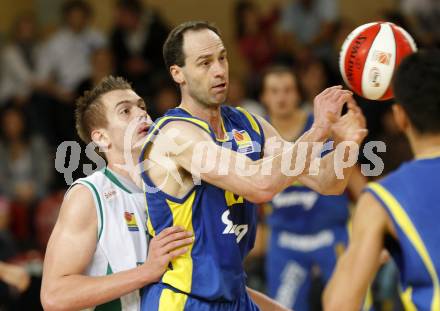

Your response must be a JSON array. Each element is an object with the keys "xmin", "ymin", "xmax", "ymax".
[{"xmin": 70, "ymin": 168, "xmax": 148, "ymax": 311}]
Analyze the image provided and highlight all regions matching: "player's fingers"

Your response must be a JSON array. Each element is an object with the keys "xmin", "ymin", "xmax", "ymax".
[
  {"xmin": 154, "ymin": 226, "xmax": 185, "ymax": 241},
  {"xmin": 160, "ymin": 237, "xmax": 194, "ymax": 255},
  {"xmin": 346, "ymin": 96, "xmax": 361, "ymax": 114},
  {"xmin": 354, "ymin": 129, "xmax": 369, "ymax": 142},
  {"xmin": 356, "ymin": 111, "xmax": 367, "ymax": 128},
  {"xmin": 167, "ymin": 247, "xmax": 189, "ymax": 261},
  {"xmin": 319, "ymin": 85, "xmax": 343, "ymax": 97},
  {"xmin": 331, "ymin": 92, "xmax": 352, "ymax": 115},
  {"xmin": 326, "ymin": 111, "xmax": 338, "ymax": 124},
  {"xmin": 157, "ymin": 231, "xmax": 193, "ymax": 248}
]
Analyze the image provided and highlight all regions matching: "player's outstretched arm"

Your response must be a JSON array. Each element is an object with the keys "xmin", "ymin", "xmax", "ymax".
[
  {"xmin": 41, "ymin": 185, "xmax": 193, "ymax": 311},
  {"xmin": 323, "ymin": 192, "xmax": 392, "ymax": 311},
  {"xmin": 257, "ymin": 88, "xmax": 367, "ymax": 195},
  {"xmin": 246, "ymin": 287, "xmax": 291, "ymax": 311},
  {"xmin": 144, "ymin": 86, "xmax": 359, "ymax": 203},
  {"xmin": 148, "ymin": 119, "xmax": 326, "ymax": 204}
]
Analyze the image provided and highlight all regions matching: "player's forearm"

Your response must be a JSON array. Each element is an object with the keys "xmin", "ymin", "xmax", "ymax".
[
  {"xmin": 323, "ymin": 265, "xmax": 362, "ymax": 311},
  {"xmin": 246, "ymin": 287, "xmax": 290, "ymax": 311},
  {"xmin": 259, "ymin": 126, "xmax": 329, "ymax": 193},
  {"xmin": 41, "ymin": 265, "xmax": 154, "ymax": 311},
  {"xmin": 309, "ymin": 151, "xmax": 354, "ymax": 195}
]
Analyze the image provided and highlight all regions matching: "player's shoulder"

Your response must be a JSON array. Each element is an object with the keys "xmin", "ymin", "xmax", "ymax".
[
  {"xmin": 72, "ymin": 169, "xmax": 107, "ymax": 188},
  {"xmin": 156, "ymin": 109, "xmax": 213, "ymax": 136},
  {"xmin": 59, "ymin": 182, "xmax": 97, "ymax": 228},
  {"xmin": 369, "ymin": 160, "xmax": 414, "ymax": 191}
]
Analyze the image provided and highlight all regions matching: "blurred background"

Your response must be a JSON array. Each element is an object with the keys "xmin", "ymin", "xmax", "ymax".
[{"xmin": 0, "ymin": 0, "xmax": 438, "ymax": 310}]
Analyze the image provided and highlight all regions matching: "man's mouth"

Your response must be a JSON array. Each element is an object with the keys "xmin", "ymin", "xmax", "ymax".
[
  {"xmin": 212, "ymin": 82, "xmax": 227, "ymax": 91},
  {"xmin": 137, "ymin": 123, "xmax": 150, "ymax": 135}
]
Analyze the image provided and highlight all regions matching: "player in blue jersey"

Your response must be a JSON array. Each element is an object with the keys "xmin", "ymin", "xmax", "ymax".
[
  {"xmin": 324, "ymin": 50, "xmax": 440, "ymax": 311},
  {"xmin": 260, "ymin": 66, "xmax": 366, "ymax": 311},
  {"xmin": 140, "ymin": 21, "xmax": 367, "ymax": 311}
]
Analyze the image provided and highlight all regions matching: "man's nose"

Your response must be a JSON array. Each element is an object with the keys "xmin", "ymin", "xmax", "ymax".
[{"xmin": 212, "ymin": 60, "xmax": 226, "ymax": 78}]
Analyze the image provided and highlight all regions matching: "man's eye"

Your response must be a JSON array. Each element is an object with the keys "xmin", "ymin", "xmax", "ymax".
[{"xmin": 121, "ymin": 108, "xmax": 129, "ymax": 114}]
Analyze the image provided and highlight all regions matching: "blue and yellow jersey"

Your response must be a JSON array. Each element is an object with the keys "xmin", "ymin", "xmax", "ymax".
[
  {"xmin": 140, "ymin": 106, "xmax": 265, "ymax": 301},
  {"xmin": 365, "ymin": 156, "xmax": 440, "ymax": 311},
  {"xmin": 266, "ymin": 113, "xmax": 350, "ymax": 234}
]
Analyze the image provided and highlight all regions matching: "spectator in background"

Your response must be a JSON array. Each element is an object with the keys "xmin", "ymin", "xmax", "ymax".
[
  {"xmin": 150, "ymin": 82, "xmax": 179, "ymax": 120},
  {"xmin": 297, "ymin": 58, "xmax": 331, "ymax": 107},
  {"xmin": 0, "ymin": 13, "xmax": 41, "ymax": 105},
  {"xmin": 0, "ymin": 106, "xmax": 52, "ymax": 242},
  {"xmin": 227, "ymin": 76, "xmax": 265, "ymax": 117},
  {"xmin": 32, "ymin": 0, "xmax": 105, "ymax": 145},
  {"xmin": 399, "ymin": 0, "xmax": 440, "ymax": 47},
  {"xmin": 75, "ymin": 48, "xmax": 115, "ymax": 97},
  {"xmin": 110, "ymin": 0, "xmax": 169, "ymax": 98},
  {"xmin": 280, "ymin": 0, "xmax": 339, "ymax": 63},
  {"xmin": 235, "ymin": 1, "xmax": 279, "ymax": 75},
  {"xmin": 36, "ymin": 0, "xmax": 106, "ymax": 102},
  {"xmin": 0, "ymin": 198, "xmax": 18, "ymax": 262}
]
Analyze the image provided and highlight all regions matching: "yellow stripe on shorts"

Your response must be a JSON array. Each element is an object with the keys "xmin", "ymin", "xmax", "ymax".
[{"xmin": 158, "ymin": 288, "xmax": 188, "ymax": 311}]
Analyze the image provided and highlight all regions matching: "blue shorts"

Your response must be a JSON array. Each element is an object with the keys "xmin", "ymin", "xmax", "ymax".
[
  {"xmin": 141, "ymin": 283, "xmax": 260, "ymax": 311},
  {"xmin": 265, "ymin": 226, "xmax": 348, "ymax": 311}
]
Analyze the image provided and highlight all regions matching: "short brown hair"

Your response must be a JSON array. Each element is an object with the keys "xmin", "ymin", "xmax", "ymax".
[
  {"xmin": 75, "ymin": 76, "xmax": 132, "ymax": 144},
  {"xmin": 259, "ymin": 65, "xmax": 303, "ymax": 98},
  {"xmin": 163, "ymin": 21, "xmax": 222, "ymax": 70}
]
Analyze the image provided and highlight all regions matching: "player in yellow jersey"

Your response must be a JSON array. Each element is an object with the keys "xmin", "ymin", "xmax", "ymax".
[{"xmin": 140, "ymin": 21, "xmax": 367, "ymax": 310}]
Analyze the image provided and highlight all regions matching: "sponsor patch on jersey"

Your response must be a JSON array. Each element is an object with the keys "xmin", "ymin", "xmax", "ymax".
[
  {"xmin": 103, "ymin": 188, "xmax": 117, "ymax": 200},
  {"xmin": 232, "ymin": 129, "xmax": 254, "ymax": 154},
  {"xmin": 124, "ymin": 212, "xmax": 139, "ymax": 231}
]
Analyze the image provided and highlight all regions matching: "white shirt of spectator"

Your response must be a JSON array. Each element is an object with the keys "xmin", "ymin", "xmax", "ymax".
[
  {"xmin": 280, "ymin": 0, "xmax": 338, "ymax": 45},
  {"xmin": 0, "ymin": 44, "xmax": 41, "ymax": 102},
  {"xmin": 37, "ymin": 27, "xmax": 106, "ymax": 92}
]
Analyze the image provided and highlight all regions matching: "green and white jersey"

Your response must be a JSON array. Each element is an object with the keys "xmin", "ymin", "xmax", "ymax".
[{"xmin": 70, "ymin": 167, "xmax": 148, "ymax": 311}]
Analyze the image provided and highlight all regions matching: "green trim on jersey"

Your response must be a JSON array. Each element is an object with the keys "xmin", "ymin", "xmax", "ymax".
[
  {"xmin": 82, "ymin": 180, "xmax": 104, "ymax": 240},
  {"xmin": 104, "ymin": 168, "xmax": 132, "ymax": 194},
  {"xmin": 94, "ymin": 264, "xmax": 122, "ymax": 311}
]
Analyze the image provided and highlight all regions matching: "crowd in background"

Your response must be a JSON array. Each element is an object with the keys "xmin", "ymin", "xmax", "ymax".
[{"xmin": 0, "ymin": 0, "xmax": 438, "ymax": 309}]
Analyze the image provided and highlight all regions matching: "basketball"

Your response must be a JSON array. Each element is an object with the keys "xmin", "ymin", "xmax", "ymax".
[{"xmin": 339, "ymin": 22, "xmax": 417, "ymax": 101}]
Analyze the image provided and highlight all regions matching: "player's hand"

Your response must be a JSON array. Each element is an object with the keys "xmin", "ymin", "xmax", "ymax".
[
  {"xmin": 312, "ymin": 86, "xmax": 353, "ymax": 138},
  {"xmin": 331, "ymin": 96, "xmax": 368, "ymax": 145},
  {"xmin": 142, "ymin": 226, "xmax": 193, "ymax": 283}
]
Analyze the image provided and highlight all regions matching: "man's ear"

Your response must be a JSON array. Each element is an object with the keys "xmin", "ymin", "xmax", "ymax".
[
  {"xmin": 392, "ymin": 104, "xmax": 410, "ymax": 133},
  {"xmin": 170, "ymin": 65, "xmax": 185, "ymax": 84},
  {"xmin": 91, "ymin": 129, "xmax": 110, "ymax": 152}
]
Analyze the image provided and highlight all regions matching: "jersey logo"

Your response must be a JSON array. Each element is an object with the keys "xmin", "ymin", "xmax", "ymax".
[
  {"xmin": 272, "ymin": 191, "xmax": 319, "ymax": 210},
  {"xmin": 103, "ymin": 188, "xmax": 116, "ymax": 200},
  {"xmin": 221, "ymin": 210, "xmax": 248, "ymax": 243},
  {"xmin": 232, "ymin": 129, "xmax": 254, "ymax": 154},
  {"xmin": 124, "ymin": 212, "xmax": 139, "ymax": 231}
]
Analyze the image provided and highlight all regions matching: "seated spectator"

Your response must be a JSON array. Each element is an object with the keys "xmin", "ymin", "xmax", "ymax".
[
  {"xmin": 235, "ymin": 0, "xmax": 279, "ymax": 75},
  {"xmin": 399, "ymin": 0, "xmax": 440, "ymax": 47},
  {"xmin": 36, "ymin": 0, "xmax": 106, "ymax": 102},
  {"xmin": 228, "ymin": 76, "xmax": 265, "ymax": 117},
  {"xmin": 150, "ymin": 82, "xmax": 179, "ymax": 120},
  {"xmin": 110, "ymin": 0, "xmax": 169, "ymax": 98},
  {"xmin": 75, "ymin": 48, "xmax": 115, "ymax": 97},
  {"xmin": 297, "ymin": 58, "xmax": 331, "ymax": 107},
  {"xmin": 0, "ymin": 12, "xmax": 41, "ymax": 105},
  {"xmin": 280, "ymin": 0, "xmax": 339, "ymax": 62},
  {"xmin": 0, "ymin": 106, "xmax": 52, "ymax": 242}
]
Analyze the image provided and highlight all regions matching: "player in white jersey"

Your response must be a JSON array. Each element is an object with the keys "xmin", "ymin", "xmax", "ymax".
[{"xmin": 40, "ymin": 76, "xmax": 194, "ymax": 311}]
